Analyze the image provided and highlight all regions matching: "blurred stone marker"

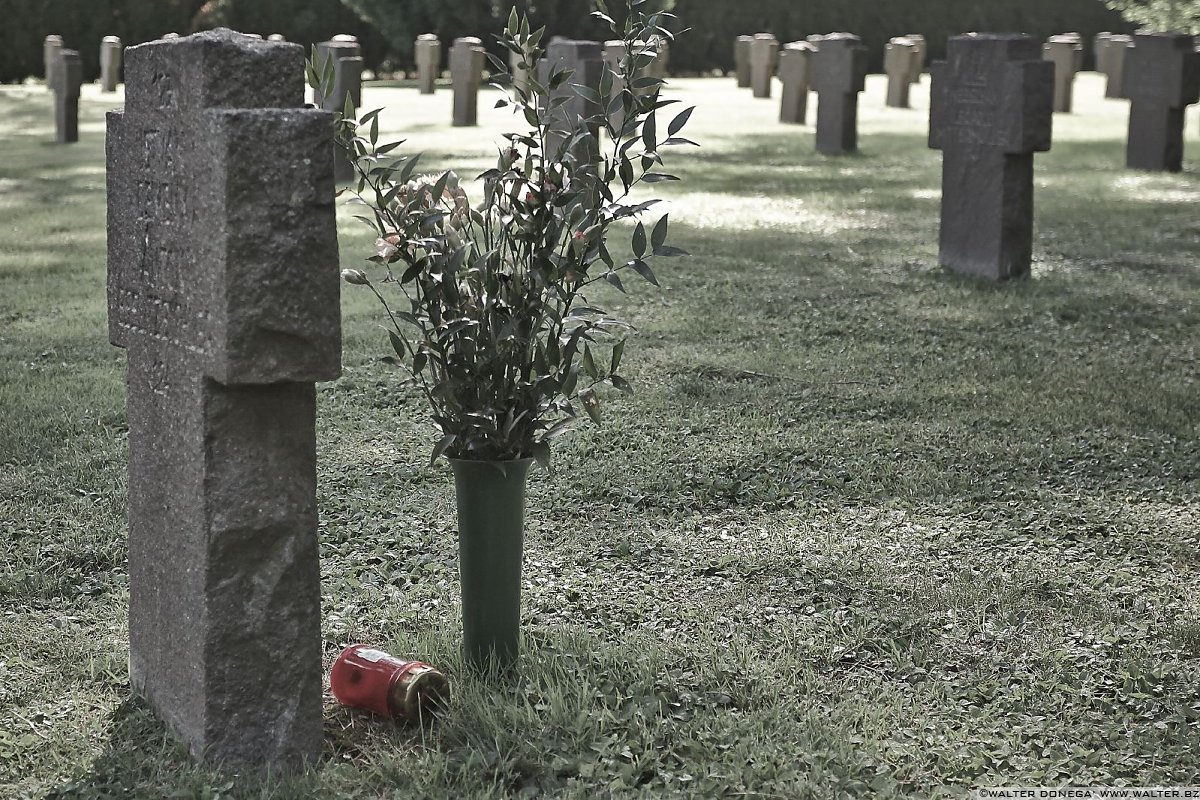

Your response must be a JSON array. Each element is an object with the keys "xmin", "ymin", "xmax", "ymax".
[
  {"xmin": 906, "ymin": 33, "xmax": 927, "ymax": 83},
  {"xmin": 44, "ymin": 34, "xmax": 63, "ymax": 89},
  {"xmin": 106, "ymin": 29, "xmax": 339, "ymax": 769},
  {"xmin": 647, "ymin": 33, "xmax": 669, "ymax": 79},
  {"xmin": 100, "ymin": 36, "xmax": 122, "ymax": 92},
  {"xmin": 415, "ymin": 34, "xmax": 441, "ymax": 94},
  {"xmin": 510, "ymin": 40, "xmax": 534, "ymax": 94},
  {"xmin": 1095, "ymin": 32, "xmax": 1132, "ymax": 98},
  {"xmin": 885, "ymin": 37, "xmax": 918, "ymax": 108},
  {"xmin": 323, "ymin": 52, "xmax": 363, "ymax": 183},
  {"xmin": 1043, "ymin": 33, "xmax": 1083, "ymax": 112},
  {"xmin": 268, "ymin": 34, "xmax": 285, "ymax": 42},
  {"xmin": 538, "ymin": 38, "xmax": 603, "ymax": 160},
  {"xmin": 749, "ymin": 33, "xmax": 779, "ymax": 98},
  {"xmin": 53, "ymin": 49, "xmax": 82, "ymax": 143},
  {"xmin": 810, "ymin": 32, "xmax": 867, "ymax": 154},
  {"xmin": 929, "ymin": 33, "xmax": 1054, "ymax": 280},
  {"xmin": 451, "ymin": 36, "xmax": 486, "ymax": 126},
  {"xmin": 734, "ymin": 35, "xmax": 752, "ymax": 87},
  {"xmin": 162, "ymin": 33, "xmax": 180, "ymax": 39},
  {"xmin": 603, "ymin": 40, "xmax": 629, "ymax": 130},
  {"xmin": 778, "ymin": 41, "xmax": 815, "ymax": 124},
  {"xmin": 313, "ymin": 38, "xmax": 360, "ymax": 108},
  {"xmin": 1122, "ymin": 32, "xmax": 1200, "ymax": 172}
]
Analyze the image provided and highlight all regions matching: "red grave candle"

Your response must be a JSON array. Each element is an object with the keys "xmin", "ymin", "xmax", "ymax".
[{"xmin": 330, "ymin": 644, "xmax": 450, "ymax": 722}]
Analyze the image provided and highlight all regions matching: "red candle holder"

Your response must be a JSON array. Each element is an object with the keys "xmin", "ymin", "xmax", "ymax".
[{"xmin": 330, "ymin": 645, "xmax": 449, "ymax": 722}]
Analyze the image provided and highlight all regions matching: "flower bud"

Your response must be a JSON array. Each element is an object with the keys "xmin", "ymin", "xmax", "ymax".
[{"xmin": 341, "ymin": 268, "xmax": 369, "ymax": 285}]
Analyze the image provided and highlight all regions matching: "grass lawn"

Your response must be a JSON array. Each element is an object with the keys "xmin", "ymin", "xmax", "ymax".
[{"xmin": 1, "ymin": 71, "xmax": 1199, "ymax": 798}]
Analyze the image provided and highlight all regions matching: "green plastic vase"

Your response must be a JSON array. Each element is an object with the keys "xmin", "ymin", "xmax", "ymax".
[{"xmin": 449, "ymin": 457, "xmax": 534, "ymax": 672}]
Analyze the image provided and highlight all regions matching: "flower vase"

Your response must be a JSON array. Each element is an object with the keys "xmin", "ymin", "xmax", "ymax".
[{"xmin": 449, "ymin": 457, "xmax": 533, "ymax": 672}]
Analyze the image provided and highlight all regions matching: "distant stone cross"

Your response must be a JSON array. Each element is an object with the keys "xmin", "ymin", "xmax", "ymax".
[
  {"xmin": 1094, "ymin": 32, "xmax": 1132, "ymax": 98},
  {"xmin": 885, "ymin": 37, "xmax": 918, "ymax": 108},
  {"xmin": 451, "ymin": 36, "xmax": 485, "ymax": 126},
  {"xmin": 749, "ymin": 33, "xmax": 778, "ymax": 99},
  {"xmin": 44, "ymin": 34, "xmax": 63, "ymax": 89},
  {"xmin": 316, "ymin": 41, "xmax": 363, "ymax": 183},
  {"xmin": 734, "ymin": 35, "xmax": 752, "ymax": 88},
  {"xmin": 106, "ymin": 28, "xmax": 340, "ymax": 769},
  {"xmin": 1043, "ymin": 33, "xmax": 1083, "ymax": 113},
  {"xmin": 905, "ymin": 34, "xmax": 927, "ymax": 84},
  {"xmin": 778, "ymin": 41, "xmax": 814, "ymax": 124},
  {"xmin": 100, "ymin": 36, "xmax": 123, "ymax": 92},
  {"xmin": 416, "ymin": 33, "xmax": 441, "ymax": 94},
  {"xmin": 929, "ymin": 33, "xmax": 1054, "ymax": 280},
  {"xmin": 313, "ymin": 38, "xmax": 361, "ymax": 110},
  {"xmin": 1122, "ymin": 32, "xmax": 1200, "ymax": 172},
  {"xmin": 810, "ymin": 33, "xmax": 867, "ymax": 155},
  {"xmin": 52, "ymin": 49, "xmax": 82, "ymax": 143}
]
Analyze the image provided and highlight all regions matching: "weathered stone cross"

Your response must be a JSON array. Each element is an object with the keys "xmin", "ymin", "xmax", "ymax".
[{"xmin": 106, "ymin": 29, "xmax": 340, "ymax": 769}]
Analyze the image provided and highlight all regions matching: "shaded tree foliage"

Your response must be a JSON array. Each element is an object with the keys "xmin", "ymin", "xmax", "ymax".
[
  {"xmin": 1104, "ymin": 0, "xmax": 1200, "ymax": 32},
  {"xmin": 0, "ymin": 0, "xmax": 206, "ymax": 82}
]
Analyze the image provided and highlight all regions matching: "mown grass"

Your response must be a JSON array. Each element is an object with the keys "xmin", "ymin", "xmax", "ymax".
[{"xmin": 1, "ymin": 73, "xmax": 1198, "ymax": 798}]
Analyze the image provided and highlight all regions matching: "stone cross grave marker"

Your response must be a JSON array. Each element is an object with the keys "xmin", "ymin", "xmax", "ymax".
[
  {"xmin": 1043, "ymin": 33, "xmax": 1083, "ymax": 112},
  {"xmin": 885, "ymin": 37, "xmax": 918, "ymax": 108},
  {"xmin": 929, "ymin": 33, "xmax": 1053, "ymax": 280},
  {"xmin": 734, "ymin": 36, "xmax": 752, "ymax": 87},
  {"xmin": 44, "ymin": 35, "xmax": 63, "ymax": 89},
  {"xmin": 313, "ymin": 38, "xmax": 360, "ymax": 109},
  {"xmin": 106, "ymin": 28, "xmax": 340, "ymax": 769},
  {"xmin": 906, "ymin": 34, "xmax": 927, "ymax": 83},
  {"xmin": 416, "ymin": 33, "xmax": 441, "ymax": 94},
  {"xmin": 778, "ymin": 41, "xmax": 815, "ymax": 124},
  {"xmin": 451, "ymin": 37, "xmax": 485, "ymax": 126},
  {"xmin": 749, "ymin": 33, "xmax": 779, "ymax": 98},
  {"xmin": 100, "ymin": 36, "xmax": 122, "ymax": 92},
  {"xmin": 53, "ymin": 49, "xmax": 82, "ymax": 143},
  {"xmin": 811, "ymin": 33, "xmax": 867, "ymax": 155},
  {"xmin": 539, "ymin": 39, "xmax": 604, "ymax": 161},
  {"xmin": 1094, "ymin": 32, "xmax": 1132, "ymax": 98},
  {"xmin": 1123, "ymin": 32, "xmax": 1200, "ymax": 172}
]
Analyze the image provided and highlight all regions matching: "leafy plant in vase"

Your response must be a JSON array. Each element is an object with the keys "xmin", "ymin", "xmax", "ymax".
[{"xmin": 312, "ymin": 0, "xmax": 695, "ymax": 671}]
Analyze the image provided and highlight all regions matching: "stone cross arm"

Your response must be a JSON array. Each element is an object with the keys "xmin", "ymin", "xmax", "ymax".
[
  {"xmin": 929, "ymin": 35, "xmax": 1054, "ymax": 155},
  {"xmin": 107, "ymin": 30, "xmax": 341, "ymax": 386}
]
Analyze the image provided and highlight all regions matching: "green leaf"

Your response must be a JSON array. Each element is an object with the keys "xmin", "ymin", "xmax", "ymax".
[
  {"xmin": 651, "ymin": 214, "xmax": 668, "ymax": 250},
  {"xmin": 609, "ymin": 375, "xmax": 633, "ymax": 394},
  {"xmin": 641, "ymin": 172, "xmax": 679, "ymax": 183},
  {"xmin": 604, "ymin": 271, "xmax": 626, "ymax": 292},
  {"xmin": 632, "ymin": 222, "xmax": 647, "ymax": 258},
  {"xmin": 430, "ymin": 434, "xmax": 456, "ymax": 465},
  {"xmin": 642, "ymin": 111, "xmax": 656, "ymax": 152},
  {"xmin": 610, "ymin": 340, "xmax": 625, "ymax": 374},
  {"xmin": 668, "ymin": 105, "xmax": 694, "ymax": 136},
  {"xmin": 579, "ymin": 388, "xmax": 602, "ymax": 425},
  {"xmin": 630, "ymin": 259, "xmax": 658, "ymax": 285},
  {"xmin": 531, "ymin": 440, "xmax": 551, "ymax": 473},
  {"xmin": 582, "ymin": 345, "xmax": 599, "ymax": 380},
  {"xmin": 387, "ymin": 328, "xmax": 407, "ymax": 359}
]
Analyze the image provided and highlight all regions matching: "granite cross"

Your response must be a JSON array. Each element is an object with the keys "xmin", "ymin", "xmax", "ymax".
[
  {"xmin": 1122, "ymin": 32, "xmax": 1200, "ymax": 172},
  {"xmin": 929, "ymin": 33, "xmax": 1054, "ymax": 280},
  {"xmin": 106, "ymin": 28, "xmax": 340, "ymax": 769}
]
